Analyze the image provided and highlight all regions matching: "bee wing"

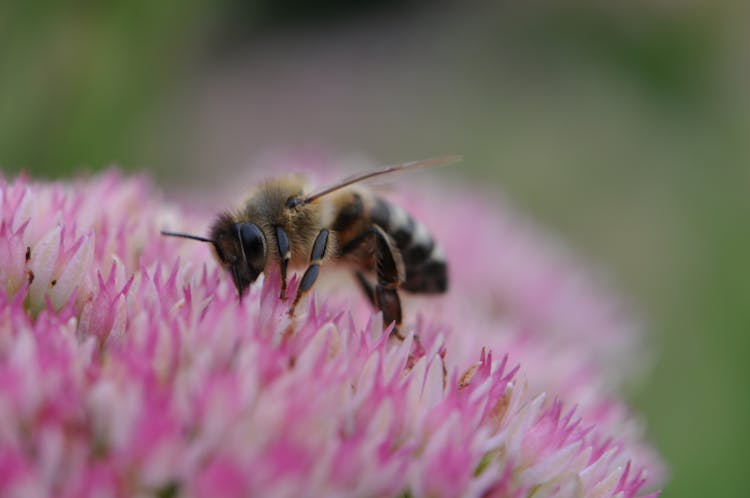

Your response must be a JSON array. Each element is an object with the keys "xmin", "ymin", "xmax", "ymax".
[{"xmin": 302, "ymin": 155, "xmax": 461, "ymax": 204}]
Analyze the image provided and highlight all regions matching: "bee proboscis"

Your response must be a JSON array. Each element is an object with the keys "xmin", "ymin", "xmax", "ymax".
[{"xmin": 161, "ymin": 156, "xmax": 458, "ymax": 332}]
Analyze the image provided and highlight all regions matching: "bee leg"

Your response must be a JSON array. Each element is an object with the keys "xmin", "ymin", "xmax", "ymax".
[
  {"xmin": 376, "ymin": 287, "xmax": 403, "ymax": 339},
  {"xmin": 289, "ymin": 229, "xmax": 329, "ymax": 317},
  {"xmin": 354, "ymin": 271, "xmax": 376, "ymax": 305},
  {"xmin": 275, "ymin": 226, "xmax": 291, "ymax": 300},
  {"xmin": 373, "ymin": 225, "xmax": 405, "ymax": 337}
]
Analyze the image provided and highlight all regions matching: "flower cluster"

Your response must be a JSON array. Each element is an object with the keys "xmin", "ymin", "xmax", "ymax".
[{"xmin": 0, "ymin": 170, "xmax": 663, "ymax": 497}]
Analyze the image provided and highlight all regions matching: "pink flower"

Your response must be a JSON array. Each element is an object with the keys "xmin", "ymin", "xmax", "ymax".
[{"xmin": 0, "ymin": 170, "xmax": 664, "ymax": 497}]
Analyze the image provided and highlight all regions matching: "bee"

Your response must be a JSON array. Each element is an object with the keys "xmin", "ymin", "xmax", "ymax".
[{"xmin": 161, "ymin": 156, "xmax": 457, "ymax": 331}]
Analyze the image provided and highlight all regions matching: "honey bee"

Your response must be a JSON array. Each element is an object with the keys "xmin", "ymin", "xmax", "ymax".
[{"xmin": 161, "ymin": 156, "xmax": 457, "ymax": 331}]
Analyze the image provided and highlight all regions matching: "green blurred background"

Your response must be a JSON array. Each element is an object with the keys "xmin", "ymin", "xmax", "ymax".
[{"xmin": 2, "ymin": 1, "xmax": 748, "ymax": 496}]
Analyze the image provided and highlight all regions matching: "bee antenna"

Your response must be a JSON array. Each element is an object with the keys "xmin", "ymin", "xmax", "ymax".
[
  {"xmin": 301, "ymin": 155, "xmax": 461, "ymax": 205},
  {"xmin": 160, "ymin": 230, "xmax": 215, "ymax": 244}
]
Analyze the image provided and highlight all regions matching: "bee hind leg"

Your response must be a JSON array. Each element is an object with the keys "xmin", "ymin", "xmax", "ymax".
[
  {"xmin": 372, "ymin": 225, "xmax": 405, "ymax": 338},
  {"xmin": 354, "ymin": 271, "xmax": 375, "ymax": 305},
  {"xmin": 289, "ymin": 229, "xmax": 329, "ymax": 318},
  {"xmin": 354, "ymin": 270, "xmax": 403, "ymax": 339}
]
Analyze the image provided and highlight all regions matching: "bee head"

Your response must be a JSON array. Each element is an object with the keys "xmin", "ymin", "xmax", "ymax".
[{"xmin": 209, "ymin": 214, "xmax": 268, "ymax": 298}]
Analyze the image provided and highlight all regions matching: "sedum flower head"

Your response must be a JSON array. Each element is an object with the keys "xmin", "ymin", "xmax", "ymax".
[{"xmin": 0, "ymin": 170, "xmax": 663, "ymax": 497}]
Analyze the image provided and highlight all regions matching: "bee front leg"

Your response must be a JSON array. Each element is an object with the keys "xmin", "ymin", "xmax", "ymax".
[
  {"xmin": 275, "ymin": 226, "xmax": 291, "ymax": 300},
  {"xmin": 289, "ymin": 229, "xmax": 329, "ymax": 317},
  {"xmin": 373, "ymin": 225, "xmax": 405, "ymax": 336}
]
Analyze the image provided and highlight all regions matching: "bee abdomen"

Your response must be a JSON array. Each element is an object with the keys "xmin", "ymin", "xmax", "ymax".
[{"xmin": 370, "ymin": 198, "xmax": 447, "ymax": 294}]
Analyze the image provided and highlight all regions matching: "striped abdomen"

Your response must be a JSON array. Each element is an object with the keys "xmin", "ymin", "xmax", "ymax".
[{"xmin": 333, "ymin": 190, "xmax": 448, "ymax": 294}]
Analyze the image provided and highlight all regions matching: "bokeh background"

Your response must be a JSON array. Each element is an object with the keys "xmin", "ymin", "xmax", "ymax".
[{"xmin": 2, "ymin": 1, "xmax": 748, "ymax": 496}]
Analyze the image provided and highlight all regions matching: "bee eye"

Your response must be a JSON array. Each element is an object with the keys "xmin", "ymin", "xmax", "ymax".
[{"xmin": 237, "ymin": 223, "xmax": 266, "ymax": 263}]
